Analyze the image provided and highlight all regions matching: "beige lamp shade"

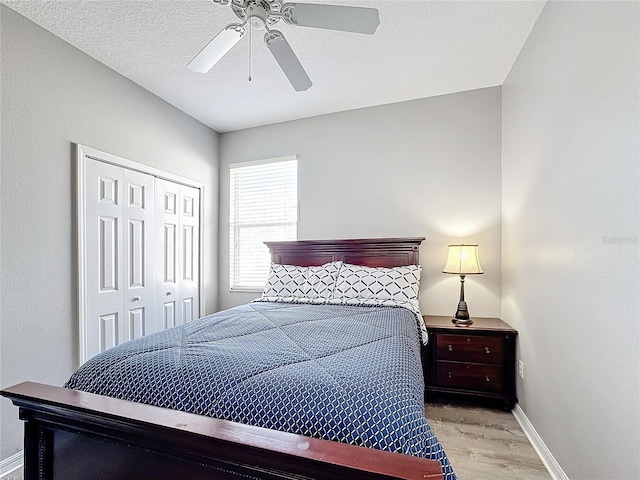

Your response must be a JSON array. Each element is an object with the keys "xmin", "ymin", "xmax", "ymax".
[{"xmin": 442, "ymin": 244, "xmax": 484, "ymax": 275}]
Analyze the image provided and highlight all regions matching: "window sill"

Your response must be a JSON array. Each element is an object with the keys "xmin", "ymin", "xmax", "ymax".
[{"xmin": 229, "ymin": 287, "xmax": 263, "ymax": 293}]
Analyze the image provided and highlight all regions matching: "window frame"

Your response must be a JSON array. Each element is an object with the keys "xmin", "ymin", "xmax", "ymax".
[{"xmin": 229, "ymin": 155, "xmax": 298, "ymax": 292}]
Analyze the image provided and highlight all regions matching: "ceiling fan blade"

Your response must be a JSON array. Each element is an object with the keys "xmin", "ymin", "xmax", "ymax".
[
  {"xmin": 188, "ymin": 24, "xmax": 246, "ymax": 73},
  {"xmin": 281, "ymin": 3, "xmax": 380, "ymax": 34},
  {"xmin": 264, "ymin": 30, "xmax": 312, "ymax": 92}
]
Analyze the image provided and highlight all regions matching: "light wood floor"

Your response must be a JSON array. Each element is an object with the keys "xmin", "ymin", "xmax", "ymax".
[
  {"xmin": 425, "ymin": 403, "xmax": 552, "ymax": 480},
  {"xmin": 3, "ymin": 404, "xmax": 551, "ymax": 480},
  {"xmin": 1, "ymin": 469, "xmax": 21, "ymax": 480}
]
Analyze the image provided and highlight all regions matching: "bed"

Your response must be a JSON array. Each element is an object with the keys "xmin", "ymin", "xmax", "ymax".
[{"xmin": 2, "ymin": 237, "xmax": 454, "ymax": 480}]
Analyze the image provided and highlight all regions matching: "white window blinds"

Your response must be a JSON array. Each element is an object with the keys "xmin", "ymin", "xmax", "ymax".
[{"xmin": 230, "ymin": 156, "xmax": 298, "ymax": 291}]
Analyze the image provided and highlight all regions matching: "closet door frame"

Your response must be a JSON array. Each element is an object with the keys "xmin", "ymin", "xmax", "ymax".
[{"xmin": 76, "ymin": 144, "xmax": 205, "ymax": 366}]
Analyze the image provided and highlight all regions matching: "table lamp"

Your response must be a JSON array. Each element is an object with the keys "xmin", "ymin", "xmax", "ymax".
[{"xmin": 442, "ymin": 244, "xmax": 483, "ymax": 325}]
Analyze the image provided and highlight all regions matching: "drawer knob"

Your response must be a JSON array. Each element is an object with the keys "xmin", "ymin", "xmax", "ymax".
[
  {"xmin": 447, "ymin": 345, "xmax": 453, "ymax": 352},
  {"xmin": 448, "ymin": 372, "xmax": 452, "ymax": 378},
  {"xmin": 485, "ymin": 375, "xmax": 490, "ymax": 382},
  {"xmin": 485, "ymin": 347, "xmax": 491, "ymax": 354}
]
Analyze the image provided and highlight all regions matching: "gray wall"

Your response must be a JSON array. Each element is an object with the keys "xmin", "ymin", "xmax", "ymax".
[
  {"xmin": 218, "ymin": 87, "xmax": 503, "ymax": 317},
  {"xmin": 502, "ymin": 2, "xmax": 639, "ymax": 479},
  {"xmin": 6, "ymin": 1, "xmax": 637, "ymax": 477},
  {"xmin": 0, "ymin": 6, "xmax": 219, "ymax": 459}
]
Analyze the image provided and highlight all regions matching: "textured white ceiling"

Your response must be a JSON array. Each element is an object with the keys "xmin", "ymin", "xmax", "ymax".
[{"xmin": 2, "ymin": 0, "xmax": 545, "ymax": 132}]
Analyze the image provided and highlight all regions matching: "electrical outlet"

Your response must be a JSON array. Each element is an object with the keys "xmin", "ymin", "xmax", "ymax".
[{"xmin": 518, "ymin": 360, "xmax": 524, "ymax": 379}]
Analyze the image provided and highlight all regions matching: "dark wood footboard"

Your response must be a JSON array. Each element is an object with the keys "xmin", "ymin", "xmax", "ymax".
[{"xmin": 2, "ymin": 382, "xmax": 443, "ymax": 480}]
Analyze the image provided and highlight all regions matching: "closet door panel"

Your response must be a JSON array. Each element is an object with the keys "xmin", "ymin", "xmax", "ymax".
[
  {"xmin": 123, "ymin": 168, "xmax": 156, "ymax": 339},
  {"xmin": 179, "ymin": 185, "xmax": 200, "ymax": 323},
  {"xmin": 156, "ymin": 179, "xmax": 182, "ymax": 328},
  {"xmin": 85, "ymin": 159, "xmax": 125, "ymax": 359}
]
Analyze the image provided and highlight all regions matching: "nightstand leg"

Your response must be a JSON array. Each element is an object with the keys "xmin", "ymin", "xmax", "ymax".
[{"xmin": 502, "ymin": 399, "xmax": 514, "ymax": 412}]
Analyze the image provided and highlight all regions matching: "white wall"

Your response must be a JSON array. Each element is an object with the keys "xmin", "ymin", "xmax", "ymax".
[
  {"xmin": 0, "ymin": 6, "xmax": 219, "ymax": 459},
  {"xmin": 502, "ymin": 2, "xmax": 639, "ymax": 479},
  {"xmin": 219, "ymin": 87, "xmax": 503, "ymax": 316}
]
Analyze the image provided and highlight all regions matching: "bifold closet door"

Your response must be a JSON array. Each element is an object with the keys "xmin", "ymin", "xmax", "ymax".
[
  {"xmin": 82, "ymin": 153, "xmax": 201, "ymax": 361},
  {"xmin": 155, "ymin": 178, "xmax": 200, "ymax": 330},
  {"xmin": 85, "ymin": 159, "xmax": 156, "ymax": 358}
]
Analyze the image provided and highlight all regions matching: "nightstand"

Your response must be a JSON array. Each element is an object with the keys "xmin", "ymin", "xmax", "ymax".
[{"xmin": 422, "ymin": 315, "xmax": 518, "ymax": 411}]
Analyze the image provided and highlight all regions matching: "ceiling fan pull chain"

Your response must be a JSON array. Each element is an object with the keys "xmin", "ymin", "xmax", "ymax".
[{"xmin": 248, "ymin": 4, "xmax": 252, "ymax": 82}]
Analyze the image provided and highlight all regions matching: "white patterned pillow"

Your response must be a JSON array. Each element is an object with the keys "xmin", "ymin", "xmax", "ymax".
[
  {"xmin": 333, "ymin": 263, "xmax": 422, "ymax": 305},
  {"xmin": 261, "ymin": 262, "xmax": 342, "ymax": 301},
  {"xmin": 331, "ymin": 262, "xmax": 427, "ymax": 343}
]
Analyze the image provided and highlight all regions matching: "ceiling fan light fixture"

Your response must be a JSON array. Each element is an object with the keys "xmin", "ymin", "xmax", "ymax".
[{"xmin": 248, "ymin": 3, "xmax": 267, "ymax": 30}]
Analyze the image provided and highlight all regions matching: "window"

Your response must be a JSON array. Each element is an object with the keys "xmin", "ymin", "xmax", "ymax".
[{"xmin": 230, "ymin": 156, "xmax": 298, "ymax": 291}]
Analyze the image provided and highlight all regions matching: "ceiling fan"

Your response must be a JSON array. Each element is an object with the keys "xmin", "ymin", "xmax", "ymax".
[{"xmin": 188, "ymin": 0, "xmax": 380, "ymax": 91}]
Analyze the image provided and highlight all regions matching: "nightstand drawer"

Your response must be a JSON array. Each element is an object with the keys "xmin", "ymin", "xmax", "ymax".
[
  {"xmin": 436, "ymin": 334, "xmax": 502, "ymax": 365},
  {"xmin": 435, "ymin": 361, "xmax": 503, "ymax": 392}
]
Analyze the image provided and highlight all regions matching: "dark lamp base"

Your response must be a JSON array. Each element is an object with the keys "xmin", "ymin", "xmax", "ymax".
[
  {"xmin": 451, "ymin": 300, "xmax": 474, "ymax": 325},
  {"xmin": 452, "ymin": 317, "xmax": 474, "ymax": 326}
]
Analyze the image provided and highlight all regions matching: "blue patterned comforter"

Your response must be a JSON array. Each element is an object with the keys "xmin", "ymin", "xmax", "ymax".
[{"xmin": 66, "ymin": 302, "xmax": 455, "ymax": 479}]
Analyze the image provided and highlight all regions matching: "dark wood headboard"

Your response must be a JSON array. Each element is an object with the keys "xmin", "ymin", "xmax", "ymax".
[{"xmin": 265, "ymin": 237, "xmax": 425, "ymax": 268}]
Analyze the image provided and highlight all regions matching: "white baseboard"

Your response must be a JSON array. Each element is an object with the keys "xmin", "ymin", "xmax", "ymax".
[
  {"xmin": 512, "ymin": 404, "xmax": 569, "ymax": 480},
  {"xmin": 0, "ymin": 451, "xmax": 23, "ymax": 478}
]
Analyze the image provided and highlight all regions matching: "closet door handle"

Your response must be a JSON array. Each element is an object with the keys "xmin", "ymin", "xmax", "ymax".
[
  {"xmin": 166, "ymin": 291, "xmax": 172, "ymax": 296},
  {"xmin": 132, "ymin": 296, "xmax": 141, "ymax": 302}
]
